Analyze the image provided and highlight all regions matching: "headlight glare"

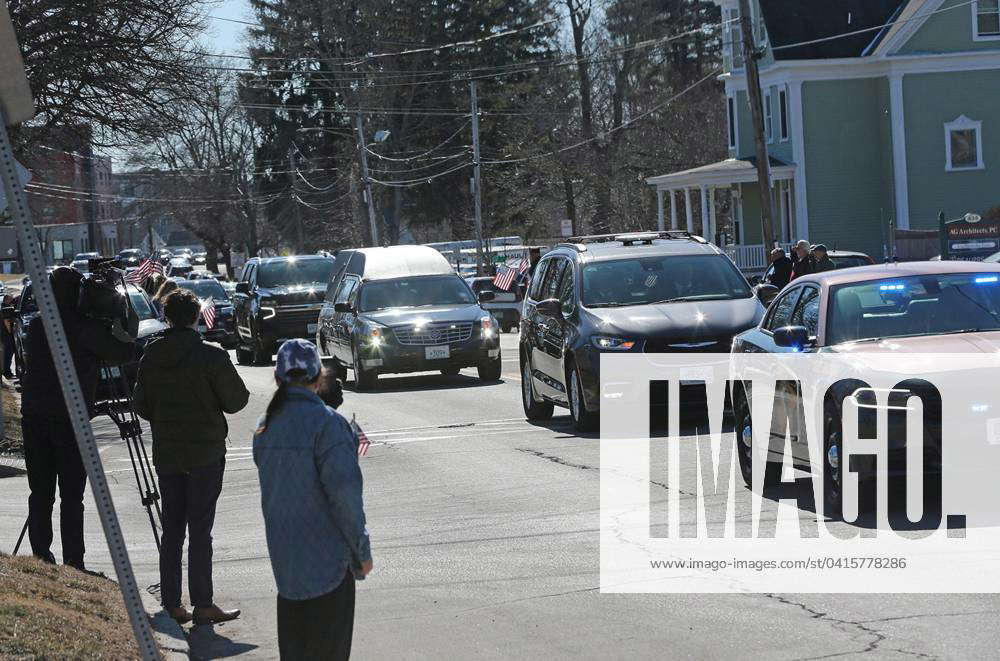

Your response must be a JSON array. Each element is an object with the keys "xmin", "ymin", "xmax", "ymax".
[{"xmin": 591, "ymin": 335, "xmax": 636, "ymax": 351}]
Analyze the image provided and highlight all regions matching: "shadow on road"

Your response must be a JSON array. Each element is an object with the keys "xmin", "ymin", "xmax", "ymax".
[
  {"xmin": 351, "ymin": 373, "xmax": 511, "ymax": 394},
  {"xmin": 187, "ymin": 623, "xmax": 258, "ymax": 660}
]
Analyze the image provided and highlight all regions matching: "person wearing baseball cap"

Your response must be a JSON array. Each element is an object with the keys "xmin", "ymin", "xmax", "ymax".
[{"xmin": 253, "ymin": 339, "xmax": 372, "ymax": 660}]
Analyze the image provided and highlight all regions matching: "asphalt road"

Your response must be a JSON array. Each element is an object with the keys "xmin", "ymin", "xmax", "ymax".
[{"xmin": 1, "ymin": 332, "xmax": 999, "ymax": 659}]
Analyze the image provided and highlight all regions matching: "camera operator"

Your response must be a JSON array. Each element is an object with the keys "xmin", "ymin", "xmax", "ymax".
[{"xmin": 21, "ymin": 266, "xmax": 138, "ymax": 570}]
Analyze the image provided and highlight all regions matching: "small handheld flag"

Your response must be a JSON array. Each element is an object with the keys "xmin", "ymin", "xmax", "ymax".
[
  {"xmin": 351, "ymin": 414, "xmax": 370, "ymax": 457},
  {"xmin": 200, "ymin": 298, "xmax": 216, "ymax": 330}
]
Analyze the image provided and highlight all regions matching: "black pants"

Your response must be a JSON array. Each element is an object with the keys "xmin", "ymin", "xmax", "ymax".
[
  {"xmin": 277, "ymin": 572, "xmax": 356, "ymax": 661},
  {"xmin": 22, "ymin": 415, "xmax": 88, "ymax": 568},
  {"xmin": 2, "ymin": 326, "xmax": 15, "ymax": 376},
  {"xmin": 157, "ymin": 458, "xmax": 225, "ymax": 609}
]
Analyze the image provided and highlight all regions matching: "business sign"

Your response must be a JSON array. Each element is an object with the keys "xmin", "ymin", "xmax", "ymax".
[
  {"xmin": 0, "ymin": 0, "xmax": 34, "ymax": 125},
  {"xmin": 560, "ymin": 219, "xmax": 574, "ymax": 237},
  {"xmin": 943, "ymin": 216, "xmax": 1000, "ymax": 260}
]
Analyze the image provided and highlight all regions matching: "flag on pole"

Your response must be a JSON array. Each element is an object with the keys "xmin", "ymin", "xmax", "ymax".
[
  {"xmin": 124, "ymin": 258, "xmax": 164, "ymax": 284},
  {"xmin": 492, "ymin": 258, "xmax": 528, "ymax": 291},
  {"xmin": 351, "ymin": 414, "xmax": 370, "ymax": 457},
  {"xmin": 200, "ymin": 298, "xmax": 216, "ymax": 330}
]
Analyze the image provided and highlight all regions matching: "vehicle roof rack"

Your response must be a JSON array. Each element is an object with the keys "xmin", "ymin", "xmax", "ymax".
[{"xmin": 556, "ymin": 230, "xmax": 707, "ymax": 252}]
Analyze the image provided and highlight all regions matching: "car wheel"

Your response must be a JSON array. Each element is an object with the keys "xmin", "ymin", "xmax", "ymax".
[
  {"xmin": 440, "ymin": 367, "xmax": 461, "ymax": 376},
  {"xmin": 824, "ymin": 404, "xmax": 843, "ymax": 520},
  {"xmin": 352, "ymin": 343, "xmax": 377, "ymax": 391},
  {"xmin": 734, "ymin": 384, "xmax": 779, "ymax": 491},
  {"xmin": 521, "ymin": 355, "xmax": 553, "ymax": 421},
  {"xmin": 477, "ymin": 351, "xmax": 502, "ymax": 381},
  {"xmin": 236, "ymin": 346, "xmax": 253, "ymax": 366},
  {"xmin": 568, "ymin": 362, "xmax": 598, "ymax": 432}
]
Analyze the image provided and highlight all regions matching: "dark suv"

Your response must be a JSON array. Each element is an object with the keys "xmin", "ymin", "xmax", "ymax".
[
  {"xmin": 519, "ymin": 231, "xmax": 766, "ymax": 431},
  {"xmin": 232, "ymin": 255, "xmax": 335, "ymax": 365}
]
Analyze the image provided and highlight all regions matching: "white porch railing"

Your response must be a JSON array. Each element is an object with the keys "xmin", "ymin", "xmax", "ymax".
[{"xmin": 724, "ymin": 243, "xmax": 793, "ymax": 272}]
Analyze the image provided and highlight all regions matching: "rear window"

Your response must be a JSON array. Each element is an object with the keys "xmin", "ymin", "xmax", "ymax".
[
  {"xmin": 258, "ymin": 259, "xmax": 334, "ymax": 289},
  {"xmin": 830, "ymin": 255, "xmax": 871, "ymax": 269}
]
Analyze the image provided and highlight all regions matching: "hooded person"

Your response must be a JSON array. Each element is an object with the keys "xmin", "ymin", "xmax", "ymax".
[
  {"xmin": 21, "ymin": 266, "xmax": 138, "ymax": 570},
  {"xmin": 132, "ymin": 288, "xmax": 250, "ymax": 624}
]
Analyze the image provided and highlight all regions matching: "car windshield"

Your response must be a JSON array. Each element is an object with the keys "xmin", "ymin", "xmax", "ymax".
[
  {"xmin": 257, "ymin": 259, "xmax": 334, "ymax": 289},
  {"xmin": 828, "ymin": 273, "xmax": 1000, "ymax": 345},
  {"xmin": 581, "ymin": 254, "xmax": 752, "ymax": 307},
  {"xmin": 126, "ymin": 288, "xmax": 157, "ymax": 321},
  {"xmin": 359, "ymin": 275, "xmax": 476, "ymax": 311},
  {"xmin": 182, "ymin": 279, "xmax": 228, "ymax": 302}
]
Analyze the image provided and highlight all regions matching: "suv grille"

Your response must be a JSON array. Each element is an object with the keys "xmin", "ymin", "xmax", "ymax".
[
  {"xmin": 393, "ymin": 322, "xmax": 473, "ymax": 346},
  {"xmin": 644, "ymin": 336, "xmax": 731, "ymax": 353},
  {"xmin": 277, "ymin": 304, "xmax": 323, "ymax": 325}
]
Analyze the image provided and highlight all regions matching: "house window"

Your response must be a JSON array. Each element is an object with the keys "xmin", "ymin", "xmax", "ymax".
[
  {"xmin": 728, "ymin": 8, "xmax": 744, "ymax": 69},
  {"xmin": 52, "ymin": 239, "xmax": 73, "ymax": 261},
  {"xmin": 944, "ymin": 115, "xmax": 984, "ymax": 171},
  {"xmin": 778, "ymin": 88, "xmax": 789, "ymax": 141},
  {"xmin": 727, "ymin": 96, "xmax": 737, "ymax": 149},
  {"xmin": 974, "ymin": 0, "xmax": 1000, "ymax": 39},
  {"xmin": 764, "ymin": 91, "xmax": 773, "ymax": 142}
]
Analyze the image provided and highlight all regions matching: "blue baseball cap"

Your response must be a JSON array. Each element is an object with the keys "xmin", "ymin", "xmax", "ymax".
[{"xmin": 275, "ymin": 339, "xmax": 322, "ymax": 383}]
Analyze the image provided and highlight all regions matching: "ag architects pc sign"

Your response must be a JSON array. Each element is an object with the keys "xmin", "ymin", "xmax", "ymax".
[{"xmin": 599, "ymin": 353, "xmax": 1000, "ymax": 593}]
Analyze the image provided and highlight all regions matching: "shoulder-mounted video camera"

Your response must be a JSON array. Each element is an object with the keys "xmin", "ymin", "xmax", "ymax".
[{"xmin": 79, "ymin": 257, "xmax": 131, "ymax": 327}]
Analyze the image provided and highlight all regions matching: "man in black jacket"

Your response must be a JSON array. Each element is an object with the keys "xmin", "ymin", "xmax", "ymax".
[
  {"xmin": 133, "ymin": 288, "xmax": 249, "ymax": 625},
  {"xmin": 21, "ymin": 267, "xmax": 137, "ymax": 570},
  {"xmin": 766, "ymin": 248, "xmax": 793, "ymax": 289}
]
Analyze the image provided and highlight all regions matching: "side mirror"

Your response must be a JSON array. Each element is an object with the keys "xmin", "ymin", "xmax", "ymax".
[
  {"xmin": 773, "ymin": 325, "xmax": 811, "ymax": 350},
  {"xmin": 535, "ymin": 298, "xmax": 563, "ymax": 319},
  {"xmin": 755, "ymin": 284, "xmax": 779, "ymax": 305},
  {"xmin": 334, "ymin": 302, "xmax": 354, "ymax": 314},
  {"xmin": 478, "ymin": 291, "xmax": 495, "ymax": 303},
  {"xmin": 235, "ymin": 282, "xmax": 250, "ymax": 295}
]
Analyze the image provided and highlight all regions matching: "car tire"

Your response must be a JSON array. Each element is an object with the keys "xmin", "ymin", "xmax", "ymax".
[
  {"xmin": 568, "ymin": 361, "xmax": 598, "ymax": 432},
  {"xmin": 477, "ymin": 352, "xmax": 502, "ymax": 381},
  {"xmin": 352, "ymin": 343, "xmax": 377, "ymax": 391},
  {"xmin": 440, "ymin": 367, "xmax": 461, "ymax": 376},
  {"xmin": 521, "ymin": 355, "xmax": 553, "ymax": 421},
  {"xmin": 734, "ymin": 384, "xmax": 779, "ymax": 491},
  {"xmin": 824, "ymin": 403, "xmax": 843, "ymax": 520},
  {"xmin": 252, "ymin": 343, "xmax": 272, "ymax": 366},
  {"xmin": 236, "ymin": 346, "xmax": 254, "ymax": 366}
]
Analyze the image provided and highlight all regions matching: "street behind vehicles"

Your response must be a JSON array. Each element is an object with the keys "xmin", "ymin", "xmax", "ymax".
[
  {"xmin": 318, "ymin": 245, "xmax": 501, "ymax": 390},
  {"xmin": 520, "ymin": 231, "xmax": 766, "ymax": 432},
  {"xmin": 731, "ymin": 261, "xmax": 1000, "ymax": 517},
  {"xmin": 173, "ymin": 278, "xmax": 236, "ymax": 348},
  {"xmin": 233, "ymin": 254, "xmax": 335, "ymax": 365},
  {"xmin": 465, "ymin": 276, "xmax": 522, "ymax": 332}
]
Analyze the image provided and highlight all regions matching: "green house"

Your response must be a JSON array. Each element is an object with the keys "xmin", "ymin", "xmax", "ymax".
[{"xmin": 646, "ymin": 0, "xmax": 1000, "ymax": 269}]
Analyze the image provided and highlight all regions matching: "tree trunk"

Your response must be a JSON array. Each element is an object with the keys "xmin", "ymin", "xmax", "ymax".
[{"xmin": 562, "ymin": 171, "xmax": 578, "ymax": 236}]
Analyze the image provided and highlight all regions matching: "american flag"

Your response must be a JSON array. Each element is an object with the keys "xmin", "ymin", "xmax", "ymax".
[
  {"xmin": 351, "ymin": 415, "xmax": 370, "ymax": 457},
  {"xmin": 492, "ymin": 258, "xmax": 529, "ymax": 291},
  {"xmin": 124, "ymin": 258, "xmax": 165, "ymax": 284},
  {"xmin": 200, "ymin": 298, "xmax": 216, "ymax": 330}
]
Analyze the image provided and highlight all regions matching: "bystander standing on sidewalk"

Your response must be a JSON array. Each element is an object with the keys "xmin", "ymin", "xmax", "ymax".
[
  {"xmin": 253, "ymin": 339, "xmax": 372, "ymax": 661},
  {"xmin": 133, "ymin": 288, "xmax": 250, "ymax": 625}
]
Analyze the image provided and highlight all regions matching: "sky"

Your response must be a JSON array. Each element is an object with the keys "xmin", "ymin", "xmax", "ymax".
[{"xmin": 204, "ymin": 0, "xmax": 253, "ymax": 55}]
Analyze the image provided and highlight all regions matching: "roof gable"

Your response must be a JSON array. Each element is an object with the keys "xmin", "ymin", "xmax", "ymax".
[{"xmin": 760, "ymin": 0, "xmax": 908, "ymax": 59}]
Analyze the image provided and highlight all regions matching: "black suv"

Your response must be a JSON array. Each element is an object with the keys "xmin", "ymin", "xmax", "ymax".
[
  {"xmin": 519, "ymin": 231, "xmax": 766, "ymax": 431},
  {"xmin": 232, "ymin": 255, "xmax": 335, "ymax": 365}
]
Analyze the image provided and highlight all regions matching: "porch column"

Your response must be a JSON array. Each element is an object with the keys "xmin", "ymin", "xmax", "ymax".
[
  {"xmin": 699, "ymin": 185, "xmax": 709, "ymax": 238},
  {"xmin": 708, "ymin": 186, "xmax": 717, "ymax": 243},
  {"xmin": 778, "ymin": 179, "xmax": 788, "ymax": 243},
  {"xmin": 670, "ymin": 190, "xmax": 678, "ymax": 229},
  {"xmin": 656, "ymin": 188, "xmax": 665, "ymax": 231},
  {"xmin": 889, "ymin": 73, "xmax": 910, "ymax": 230},
  {"xmin": 684, "ymin": 187, "xmax": 694, "ymax": 233}
]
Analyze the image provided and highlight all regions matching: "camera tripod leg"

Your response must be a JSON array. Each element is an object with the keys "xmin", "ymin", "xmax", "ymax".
[{"xmin": 12, "ymin": 516, "xmax": 27, "ymax": 555}]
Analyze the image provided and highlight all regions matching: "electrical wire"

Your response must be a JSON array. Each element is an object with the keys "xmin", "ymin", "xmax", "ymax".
[
  {"xmin": 368, "ymin": 161, "xmax": 472, "ymax": 188},
  {"xmin": 364, "ymin": 120, "xmax": 471, "ymax": 162}
]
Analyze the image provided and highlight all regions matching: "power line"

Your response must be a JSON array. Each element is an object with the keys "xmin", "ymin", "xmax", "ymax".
[{"xmin": 369, "ymin": 161, "xmax": 472, "ymax": 188}]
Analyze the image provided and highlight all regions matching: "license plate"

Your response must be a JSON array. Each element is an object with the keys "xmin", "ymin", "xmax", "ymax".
[
  {"xmin": 425, "ymin": 345, "xmax": 450, "ymax": 360},
  {"xmin": 308, "ymin": 323, "xmax": 318, "ymax": 334}
]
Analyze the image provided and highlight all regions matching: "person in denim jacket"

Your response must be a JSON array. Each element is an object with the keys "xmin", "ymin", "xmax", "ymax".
[{"xmin": 253, "ymin": 339, "xmax": 372, "ymax": 660}]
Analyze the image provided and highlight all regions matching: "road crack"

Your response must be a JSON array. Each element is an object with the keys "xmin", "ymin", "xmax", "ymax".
[{"xmin": 515, "ymin": 448, "xmax": 595, "ymax": 471}]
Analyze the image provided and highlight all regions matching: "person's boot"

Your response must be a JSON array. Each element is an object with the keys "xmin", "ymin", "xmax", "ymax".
[
  {"xmin": 167, "ymin": 606, "xmax": 192, "ymax": 624},
  {"xmin": 192, "ymin": 604, "xmax": 241, "ymax": 625}
]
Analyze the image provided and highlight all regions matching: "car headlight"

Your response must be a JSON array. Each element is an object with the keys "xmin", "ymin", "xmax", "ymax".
[
  {"xmin": 364, "ymin": 323, "xmax": 388, "ymax": 347},
  {"xmin": 260, "ymin": 306, "xmax": 276, "ymax": 320},
  {"xmin": 480, "ymin": 316, "xmax": 495, "ymax": 339},
  {"xmin": 591, "ymin": 335, "xmax": 636, "ymax": 351}
]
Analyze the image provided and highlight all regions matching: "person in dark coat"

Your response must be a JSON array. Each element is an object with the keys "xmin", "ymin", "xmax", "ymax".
[
  {"xmin": 21, "ymin": 267, "xmax": 137, "ymax": 570},
  {"xmin": 766, "ymin": 248, "xmax": 793, "ymax": 289},
  {"xmin": 133, "ymin": 288, "xmax": 250, "ymax": 625},
  {"xmin": 813, "ymin": 244, "xmax": 835, "ymax": 272},
  {"xmin": 790, "ymin": 240, "xmax": 815, "ymax": 281},
  {"xmin": 2, "ymin": 293, "xmax": 17, "ymax": 380}
]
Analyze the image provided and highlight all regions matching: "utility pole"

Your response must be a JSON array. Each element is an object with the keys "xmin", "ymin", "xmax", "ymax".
[
  {"xmin": 355, "ymin": 113, "xmax": 379, "ymax": 247},
  {"xmin": 738, "ymin": 0, "xmax": 776, "ymax": 249},
  {"xmin": 287, "ymin": 146, "xmax": 304, "ymax": 253},
  {"xmin": 470, "ymin": 81, "xmax": 485, "ymax": 276}
]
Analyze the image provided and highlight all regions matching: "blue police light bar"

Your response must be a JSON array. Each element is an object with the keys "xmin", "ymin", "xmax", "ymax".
[
  {"xmin": 974, "ymin": 275, "xmax": 999, "ymax": 284},
  {"xmin": 879, "ymin": 283, "xmax": 906, "ymax": 291}
]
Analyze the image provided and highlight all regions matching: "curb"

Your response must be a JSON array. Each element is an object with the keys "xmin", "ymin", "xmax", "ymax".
[{"xmin": 140, "ymin": 588, "xmax": 190, "ymax": 660}]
